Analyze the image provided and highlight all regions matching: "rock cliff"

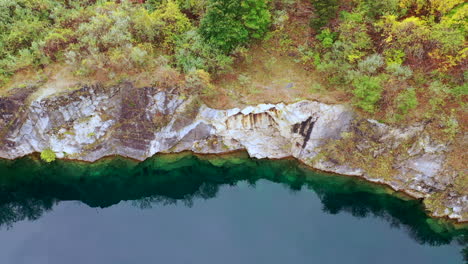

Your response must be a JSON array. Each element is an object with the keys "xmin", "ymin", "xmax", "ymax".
[{"xmin": 0, "ymin": 82, "xmax": 466, "ymax": 222}]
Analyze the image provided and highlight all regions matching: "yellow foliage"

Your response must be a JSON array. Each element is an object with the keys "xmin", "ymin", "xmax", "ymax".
[
  {"xmin": 153, "ymin": 0, "xmax": 192, "ymax": 47},
  {"xmin": 429, "ymin": 0, "xmax": 465, "ymax": 15},
  {"xmin": 439, "ymin": 3, "xmax": 468, "ymax": 30},
  {"xmin": 399, "ymin": 0, "xmax": 465, "ymax": 15},
  {"xmin": 132, "ymin": 0, "xmax": 192, "ymax": 47},
  {"xmin": 428, "ymin": 4, "xmax": 467, "ymax": 70},
  {"xmin": 347, "ymin": 53, "xmax": 365, "ymax": 63},
  {"xmin": 132, "ymin": 7, "xmax": 164, "ymax": 42},
  {"xmin": 377, "ymin": 15, "xmax": 430, "ymax": 46}
]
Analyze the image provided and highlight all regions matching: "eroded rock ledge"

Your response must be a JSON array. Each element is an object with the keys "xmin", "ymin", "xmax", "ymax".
[{"xmin": 0, "ymin": 83, "xmax": 466, "ymax": 222}]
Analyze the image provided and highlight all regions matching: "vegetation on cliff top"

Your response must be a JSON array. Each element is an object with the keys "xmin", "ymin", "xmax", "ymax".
[{"xmin": 0, "ymin": 0, "xmax": 466, "ymax": 132}]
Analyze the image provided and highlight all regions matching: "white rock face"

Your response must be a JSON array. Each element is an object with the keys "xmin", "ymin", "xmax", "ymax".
[{"xmin": 0, "ymin": 83, "xmax": 465, "ymax": 222}]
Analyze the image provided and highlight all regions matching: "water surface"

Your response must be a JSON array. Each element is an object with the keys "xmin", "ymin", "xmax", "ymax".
[{"xmin": 0, "ymin": 153, "xmax": 466, "ymax": 263}]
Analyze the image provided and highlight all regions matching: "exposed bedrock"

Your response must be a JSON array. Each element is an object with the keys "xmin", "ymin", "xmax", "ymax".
[{"xmin": 0, "ymin": 82, "xmax": 466, "ymax": 222}]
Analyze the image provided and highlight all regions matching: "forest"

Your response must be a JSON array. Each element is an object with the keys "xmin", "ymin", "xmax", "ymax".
[{"xmin": 0, "ymin": 0, "xmax": 466, "ymax": 129}]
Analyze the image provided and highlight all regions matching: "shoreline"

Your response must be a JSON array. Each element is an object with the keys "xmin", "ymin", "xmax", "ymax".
[{"xmin": 2, "ymin": 150, "xmax": 467, "ymax": 227}]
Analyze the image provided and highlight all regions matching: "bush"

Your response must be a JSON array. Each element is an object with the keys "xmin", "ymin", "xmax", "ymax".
[
  {"xmin": 427, "ymin": 81, "xmax": 451, "ymax": 111},
  {"xmin": 357, "ymin": 0, "xmax": 400, "ymax": 18},
  {"xmin": 383, "ymin": 48, "xmax": 405, "ymax": 65},
  {"xmin": 429, "ymin": 6, "xmax": 467, "ymax": 71},
  {"xmin": 396, "ymin": 87, "xmax": 418, "ymax": 115},
  {"xmin": 399, "ymin": 0, "xmax": 464, "ymax": 16},
  {"xmin": 42, "ymin": 28, "xmax": 76, "ymax": 60},
  {"xmin": 358, "ymin": 54, "xmax": 384, "ymax": 74},
  {"xmin": 385, "ymin": 64, "xmax": 413, "ymax": 80},
  {"xmin": 2, "ymin": 19, "xmax": 48, "ymax": 55},
  {"xmin": 145, "ymin": 0, "xmax": 207, "ymax": 15},
  {"xmin": 199, "ymin": 0, "xmax": 271, "ymax": 53},
  {"xmin": 272, "ymin": 9, "xmax": 289, "ymax": 30},
  {"xmin": 132, "ymin": 6, "xmax": 165, "ymax": 43},
  {"xmin": 40, "ymin": 149, "xmax": 56, "ymax": 163},
  {"xmin": 1, "ymin": 49, "xmax": 34, "ymax": 73},
  {"xmin": 336, "ymin": 11, "xmax": 373, "ymax": 62},
  {"xmin": 174, "ymin": 30, "xmax": 233, "ymax": 73},
  {"xmin": 296, "ymin": 45, "xmax": 320, "ymax": 65},
  {"xmin": 186, "ymin": 69, "xmax": 215, "ymax": 95},
  {"xmin": 376, "ymin": 16, "xmax": 431, "ymax": 61},
  {"xmin": 316, "ymin": 28, "xmax": 336, "ymax": 48},
  {"xmin": 129, "ymin": 45, "xmax": 150, "ymax": 67},
  {"xmin": 441, "ymin": 112, "xmax": 460, "ymax": 140},
  {"xmin": 310, "ymin": 0, "xmax": 339, "ymax": 30},
  {"xmin": 65, "ymin": 2, "xmax": 133, "ymax": 72},
  {"xmin": 316, "ymin": 49, "xmax": 352, "ymax": 85},
  {"xmin": 352, "ymin": 75, "xmax": 383, "ymax": 113},
  {"xmin": 153, "ymin": 0, "xmax": 192, "ymax": 47},
  {"xmin": 57, "ymin": 1, "xmax": 192, "ymax": 75},
  {"xmin": 451, "ymin": 83, "xmax": 468, "ymax": 98},
  {"xmin": 241, "ymin": 0, "xmax": 272, "ymax": 39}
]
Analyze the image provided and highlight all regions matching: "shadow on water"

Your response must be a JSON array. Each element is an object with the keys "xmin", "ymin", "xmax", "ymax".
[{"xmin": 0, "ymin": 152, "xmax": 467, "ymax": 260}]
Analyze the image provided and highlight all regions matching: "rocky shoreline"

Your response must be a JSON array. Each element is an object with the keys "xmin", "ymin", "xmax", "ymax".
[{"xmin": 0, "ymin": 82, "xmax": 466, "ymax": 222}]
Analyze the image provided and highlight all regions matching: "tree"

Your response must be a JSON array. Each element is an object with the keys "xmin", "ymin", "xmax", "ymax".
[
  {"xmin": 310, "ymin": 0, "xmax": 339, "ymax": 30},
  {"xmin": 240, "ymin": 0, "xmax": 271, "ymax": 39},
  {"xmin": 152, "ymin": 0, "xmax": 192, "ymax": 47},
  {"xmin": 199, "ymin": 0, "xmax": 271, "ymax": 53}
]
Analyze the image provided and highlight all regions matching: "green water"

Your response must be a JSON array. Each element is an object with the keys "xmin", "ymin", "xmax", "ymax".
[{"xmin": 0, "ymin": 153, "xmax": 466, "ymax": 263}]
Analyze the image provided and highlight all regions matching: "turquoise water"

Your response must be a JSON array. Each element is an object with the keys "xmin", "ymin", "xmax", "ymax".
[{"xmin": 0, "ymin": 153, "xmax": 466, "ymax": 263}]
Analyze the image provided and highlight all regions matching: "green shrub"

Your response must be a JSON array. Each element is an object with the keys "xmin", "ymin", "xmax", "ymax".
[
  {"xmin": 396, "ymin": 87, "xmax": 418, "ymax": 115},
  {"xmin": 310, "ymin": 0, "xmax": 339, "ymax": 30},
  {"xmin": 174, "ymin": 30, "xmax": 233, "ymax": 73},
  {"xmin": 144, "ymin": 0, "xmax": 207, "ymax": 15},
  {"xmin": 385, "ymin": 63, "xmax": 413, "ymax": 80},
  {"xmin": 272, "ymin": 9, "xmax": 289, "ymax": 30},
  {"xmin": 296, "ymin": 45, "xmax": 320, "ymax": 65},
  {"xmin": 2, "ymin": 19, "xmax": 48, "ymax": 54},
  {"xmin": 129, "ymin": 45, "xmax": 150, "ymax": 67},
  {"xmin": 186, "ymin": 69, "xmax": 218, "ymax": 96},
  {"xmin": 428, "ymin": 81, "xmax": 450, "ymax": 108},
  {"xmin": 357, "ymin": 0, "xmax": 400, "ymax": 18},
  {"xmin": 199, "ymin": 0, "xmax": 271, "ymax": 53},
  {"xmin": 241, "ymin": 0, "xmax": 272, "ymax": 39},
  {"xmin": 40, "ymin": 149, "xmax": 56, "ymax": 163},
  {"xmin": 316, "ymin": 49, "xmax": 352, "ymax": 85},
  {"xmin": 441, "ymin": 112, "xmax": 460, "ymax": 140},
  {"xmin": 451, "ymin": 83, "xmax": 468, "ymax": 97},
  {"xmin": 316, "ymin": 28, "xmax": 336, "ymax": 48},
  {"xmin": 383, "ymin": 48, "xmax": 405, "ymax": 65},
  {"xmin": 336, "ymin": 11, "xmax": 373, "ymax": 62},
  {"xmin": 131, "ymin": 6, "xmax": 165, "ymax": 43},
  {"xmin": 42, "ymin": 28, "xmax": 76, "ymax": 60},
  {"xmin": 352, "ymin": 75, "xmax": 383, "ymax": 113},
  {"xmin": 1, "ymin": 49, "xmax": 34, "ymax": 72},
  {"xmin": 358, "ymin": 54, "xmax": 384, "ymax": 74}
]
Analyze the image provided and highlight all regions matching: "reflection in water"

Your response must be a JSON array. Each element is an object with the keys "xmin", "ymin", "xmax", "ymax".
[{"xmin": 0, "ymin": 153, "xmax": 466, "ymax": 260}]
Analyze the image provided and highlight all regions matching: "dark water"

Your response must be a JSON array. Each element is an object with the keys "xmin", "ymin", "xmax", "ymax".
[{"xmin": 0, "ymin": 153, "xmax": 466, "ymax": 264}]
